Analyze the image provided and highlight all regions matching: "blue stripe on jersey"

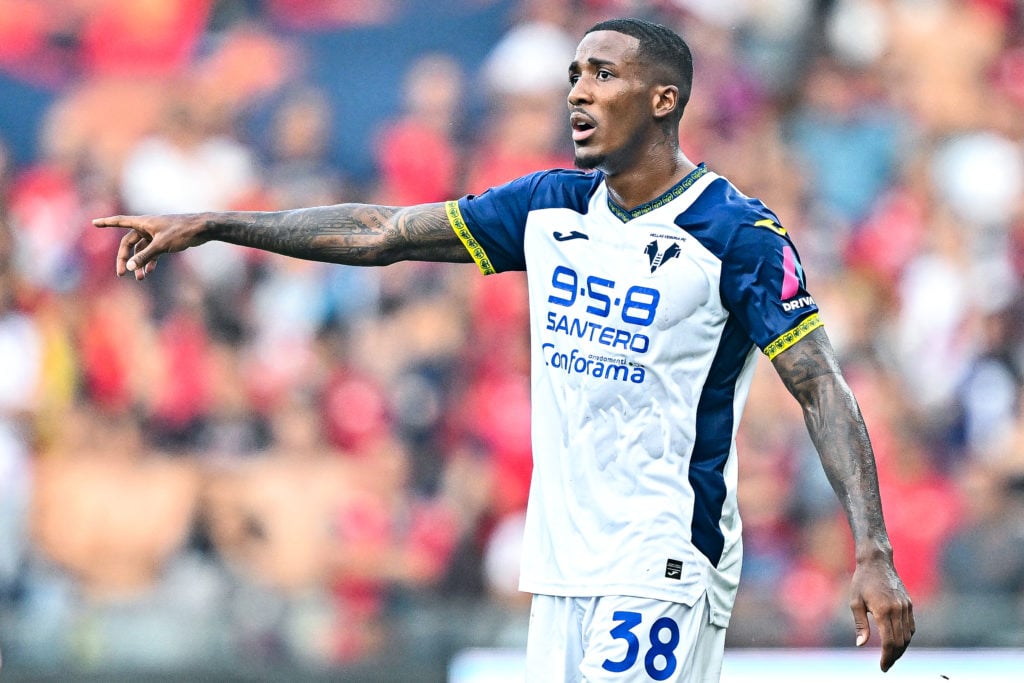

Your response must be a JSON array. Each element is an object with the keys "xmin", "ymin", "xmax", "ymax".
[
  {"xmin": 456, "ymin": 169, "xmax": 603, "ymax": 272},
  {"xmin": 688, "ymin": 315, "xmax": 752, "ymax": 567}
]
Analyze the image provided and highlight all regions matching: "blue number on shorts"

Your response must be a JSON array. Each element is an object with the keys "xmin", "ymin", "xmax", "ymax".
[
  {"xmin": 644, "ymin": 617, "xmax": 680, "ymax": 680},
  {"xmin": 601, "ymin": 611, "xmax": 681, "ymax": 679},
  {"xmin": 601, "ymin": 611, "xmax": 642, "ymax": 673}
]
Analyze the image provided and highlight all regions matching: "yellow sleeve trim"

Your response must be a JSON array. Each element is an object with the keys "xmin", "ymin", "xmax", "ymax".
[
  {"xmin": 446, "ymin": 200, "xmax": 496, "ymax": 275},
  {"xmin": 764, "ymin": 313, "xmax": 823, "ymax": 360}
]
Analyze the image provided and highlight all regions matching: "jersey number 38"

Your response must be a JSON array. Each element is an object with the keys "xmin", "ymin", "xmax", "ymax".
[{"xmin": 602, "ymin": 610, "xmax": 680, "ymax": 680}]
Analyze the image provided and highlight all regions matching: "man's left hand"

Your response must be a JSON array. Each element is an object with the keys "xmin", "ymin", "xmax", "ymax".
[{"xmin": 850, "ymin": 557, "xmax": 915, "ymax": 672}]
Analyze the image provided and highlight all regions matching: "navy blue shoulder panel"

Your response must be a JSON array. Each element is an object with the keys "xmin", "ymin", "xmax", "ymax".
[
  {"xmin": 675, "ymin": 176, "xmax": 819, "ymax": 351},
  {"xmin": 456, "ymin": 169, "xmax": 603, "ymax": 272},
  {"xmin": 672, "ymin": 177, "xmax": 773, "ymax": 258}
]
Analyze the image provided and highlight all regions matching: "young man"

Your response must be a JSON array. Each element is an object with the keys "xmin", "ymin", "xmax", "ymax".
[{"xmin": 96, "ymin": 17, "xmax": 913, "ymax": 682}]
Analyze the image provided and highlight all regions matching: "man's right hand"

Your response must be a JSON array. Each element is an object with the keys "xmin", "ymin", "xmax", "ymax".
[{"xmin": 93, "ymin": 214, "xmax": 209, "ymax": 280}]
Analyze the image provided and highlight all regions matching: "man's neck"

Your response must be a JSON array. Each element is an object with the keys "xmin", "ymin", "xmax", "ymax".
[{"xmin": 604, "ymin": 148, "xmax": 697, "ymax": 211}]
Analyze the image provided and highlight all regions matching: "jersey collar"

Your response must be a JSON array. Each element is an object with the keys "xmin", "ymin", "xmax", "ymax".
[{"xmin": 607, "ymin": 163, "xmax": 709, "ymax": 223}]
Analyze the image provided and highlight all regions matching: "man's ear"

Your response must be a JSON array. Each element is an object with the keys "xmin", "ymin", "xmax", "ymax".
[{"xmin": 652, "ymin": 84, "xmax": 679, "ymax": 121}]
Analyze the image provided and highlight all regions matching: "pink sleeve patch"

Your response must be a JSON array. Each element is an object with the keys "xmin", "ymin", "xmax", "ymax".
[{"xmin": 781, "ymin": 245, "xmax": 801, "ymax": 300}]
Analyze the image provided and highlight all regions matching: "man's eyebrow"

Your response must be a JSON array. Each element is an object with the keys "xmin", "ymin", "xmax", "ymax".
[{"xmin": 568, "ymin": 57, "xmax": 617, "ymax": 73}]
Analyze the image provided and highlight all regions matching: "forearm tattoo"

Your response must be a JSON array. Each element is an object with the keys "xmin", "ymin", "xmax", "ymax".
[
  {"xmin": 772, "ymin": 327, "xmax": 890, "ymax": 553},
  {"xmin": 213, "ymin": 203, "xmax": 471, "ymax": 265}
]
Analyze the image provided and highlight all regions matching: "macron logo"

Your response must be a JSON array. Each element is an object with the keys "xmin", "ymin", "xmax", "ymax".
[{"xmin": 553, "ymin": 230, "xmax": 589, "ymax": 242}]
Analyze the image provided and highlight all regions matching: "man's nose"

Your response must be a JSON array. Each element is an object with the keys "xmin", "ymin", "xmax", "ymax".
[{"xmin": 568, "ymin": 79, "xmax": 592, "ymax": 106}]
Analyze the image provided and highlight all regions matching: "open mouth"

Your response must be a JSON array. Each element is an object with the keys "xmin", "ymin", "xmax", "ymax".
[{"xmin": 570, "ymin": 112, "xmax": 596, "ymax": 142}]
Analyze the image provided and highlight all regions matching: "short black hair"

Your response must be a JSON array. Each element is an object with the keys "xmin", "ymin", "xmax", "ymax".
[{"xmin": 585, "ymin": 18, "xmax": 693, "ymax": 121}]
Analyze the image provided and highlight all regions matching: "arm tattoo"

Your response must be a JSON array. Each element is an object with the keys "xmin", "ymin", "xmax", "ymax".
[
  {"xmin": 211, "ymin": 202, "xmax": 471, "ymax": 265},
  {"xmin": 772, "ymin": 327, "xmax": 892, "ymax": 559}
]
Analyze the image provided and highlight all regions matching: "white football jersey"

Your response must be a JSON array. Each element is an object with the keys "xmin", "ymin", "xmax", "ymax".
[{"xmin": 447, "ymin": 164, "xmax": 821, "ymax": 627}]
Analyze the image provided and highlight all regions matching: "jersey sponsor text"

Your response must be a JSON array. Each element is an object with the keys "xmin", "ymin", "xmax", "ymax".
[
  {"xmin": 545, "ymin": 312, "xmax": 651, "ymax": 353},
  {"xmin": 782, "ymin": 295, "xmax": 815, "ymax": 312},
  {"xmin": 542, "ymin": 342, "xmax": 646, "ymax": 384}
]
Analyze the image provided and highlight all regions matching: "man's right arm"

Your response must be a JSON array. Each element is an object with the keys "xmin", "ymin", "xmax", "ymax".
[{"xmin": 93, "ymin": 202, "xmax": 471, "ymax": 280}]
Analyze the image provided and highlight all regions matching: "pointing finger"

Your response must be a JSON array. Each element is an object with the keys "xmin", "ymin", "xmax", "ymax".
[
  {"xmin": 94, "ymin": 216, "xmax": 119, "ymax": 229},
  {"xmin": 94, "ymin": 215, "xmax": 136, "ymax": 229}
]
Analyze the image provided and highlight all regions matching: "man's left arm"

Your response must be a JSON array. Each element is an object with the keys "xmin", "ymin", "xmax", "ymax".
[{"xmin": 771, "ymin": 325, "xmax": 915, "ymax": 672}]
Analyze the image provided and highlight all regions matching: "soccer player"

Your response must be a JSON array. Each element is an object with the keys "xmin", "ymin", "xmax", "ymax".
[{"xmin": 95, "ymin": 17, "xmax": 914, "ymax": 682}]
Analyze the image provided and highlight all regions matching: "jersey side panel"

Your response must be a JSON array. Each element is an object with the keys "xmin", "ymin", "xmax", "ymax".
[{"xmin": 667, "ymin": 176, "xmax": 824, "ymax": 626}]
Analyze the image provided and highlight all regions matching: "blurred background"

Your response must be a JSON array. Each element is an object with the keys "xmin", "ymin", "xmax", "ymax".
[{"xmin": 0, "ymin": 0, "xmax": 1022, "ymax": 680}]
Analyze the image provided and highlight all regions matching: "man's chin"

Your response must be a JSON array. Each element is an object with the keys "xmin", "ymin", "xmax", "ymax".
[{"xmin": 574, "ymin": 151, "xmax": 603, "ymax": 170}]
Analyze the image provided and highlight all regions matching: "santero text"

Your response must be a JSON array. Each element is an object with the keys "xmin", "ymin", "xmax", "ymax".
[{"xmin": 545, "ymin": 312, "xmax": 650, "ymax": 353}]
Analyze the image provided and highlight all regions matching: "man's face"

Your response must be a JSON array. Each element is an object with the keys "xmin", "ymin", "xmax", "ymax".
[{"xmin": 568, "ymin": 30, "xmax": 652, "ymax": 173}]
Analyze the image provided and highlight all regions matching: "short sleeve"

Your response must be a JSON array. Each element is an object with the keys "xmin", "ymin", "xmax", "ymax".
[
  {"xmin": 719, "ymin": 216, "xmax": 822, "ymax": 360},
  {"xmin": 448, "ymin": 172, "xmax": 547, "ymax": 274},
  {"xmin": 448, "ymin": 169, "xmax": 601, "ymax": 274}
]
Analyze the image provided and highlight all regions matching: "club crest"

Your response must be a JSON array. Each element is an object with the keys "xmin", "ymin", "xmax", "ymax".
[{"xmin": 645, "ymin": 240, "xmax": 681, "ymax": 273}]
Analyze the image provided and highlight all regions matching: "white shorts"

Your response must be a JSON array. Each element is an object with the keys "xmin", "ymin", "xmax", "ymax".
[{"xmin": 525, "ymin": 593, "xmax": 725, "ymax": 683}]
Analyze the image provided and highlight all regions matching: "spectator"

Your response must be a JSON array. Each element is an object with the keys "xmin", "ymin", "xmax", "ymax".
[
  {"xmin": 938, "ymin": 461, "xmax": 1024, "ymax": 645},
  {"xmin": 466, "ymin": 0, "xmax": 576, "ymax": 192},
  {"xmin": 372, "ymin": 54, "xmax": 464, "ymax": 206},
  {"xmin": 0, "ymin": 245, "xmax": 37, "ymax": 610},
  {"xmin": 265, "ymin": 86, "xmax": 348, "ymax": 210},
  {"xmin": 31, "ymin": 405, "xmax": 201, "ymax": 600}
]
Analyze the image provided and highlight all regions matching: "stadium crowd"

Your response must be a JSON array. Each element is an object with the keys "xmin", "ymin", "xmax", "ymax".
[{"xmin": 0, "ymin": 0, "xmax": 1023, "ymax": 677}]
